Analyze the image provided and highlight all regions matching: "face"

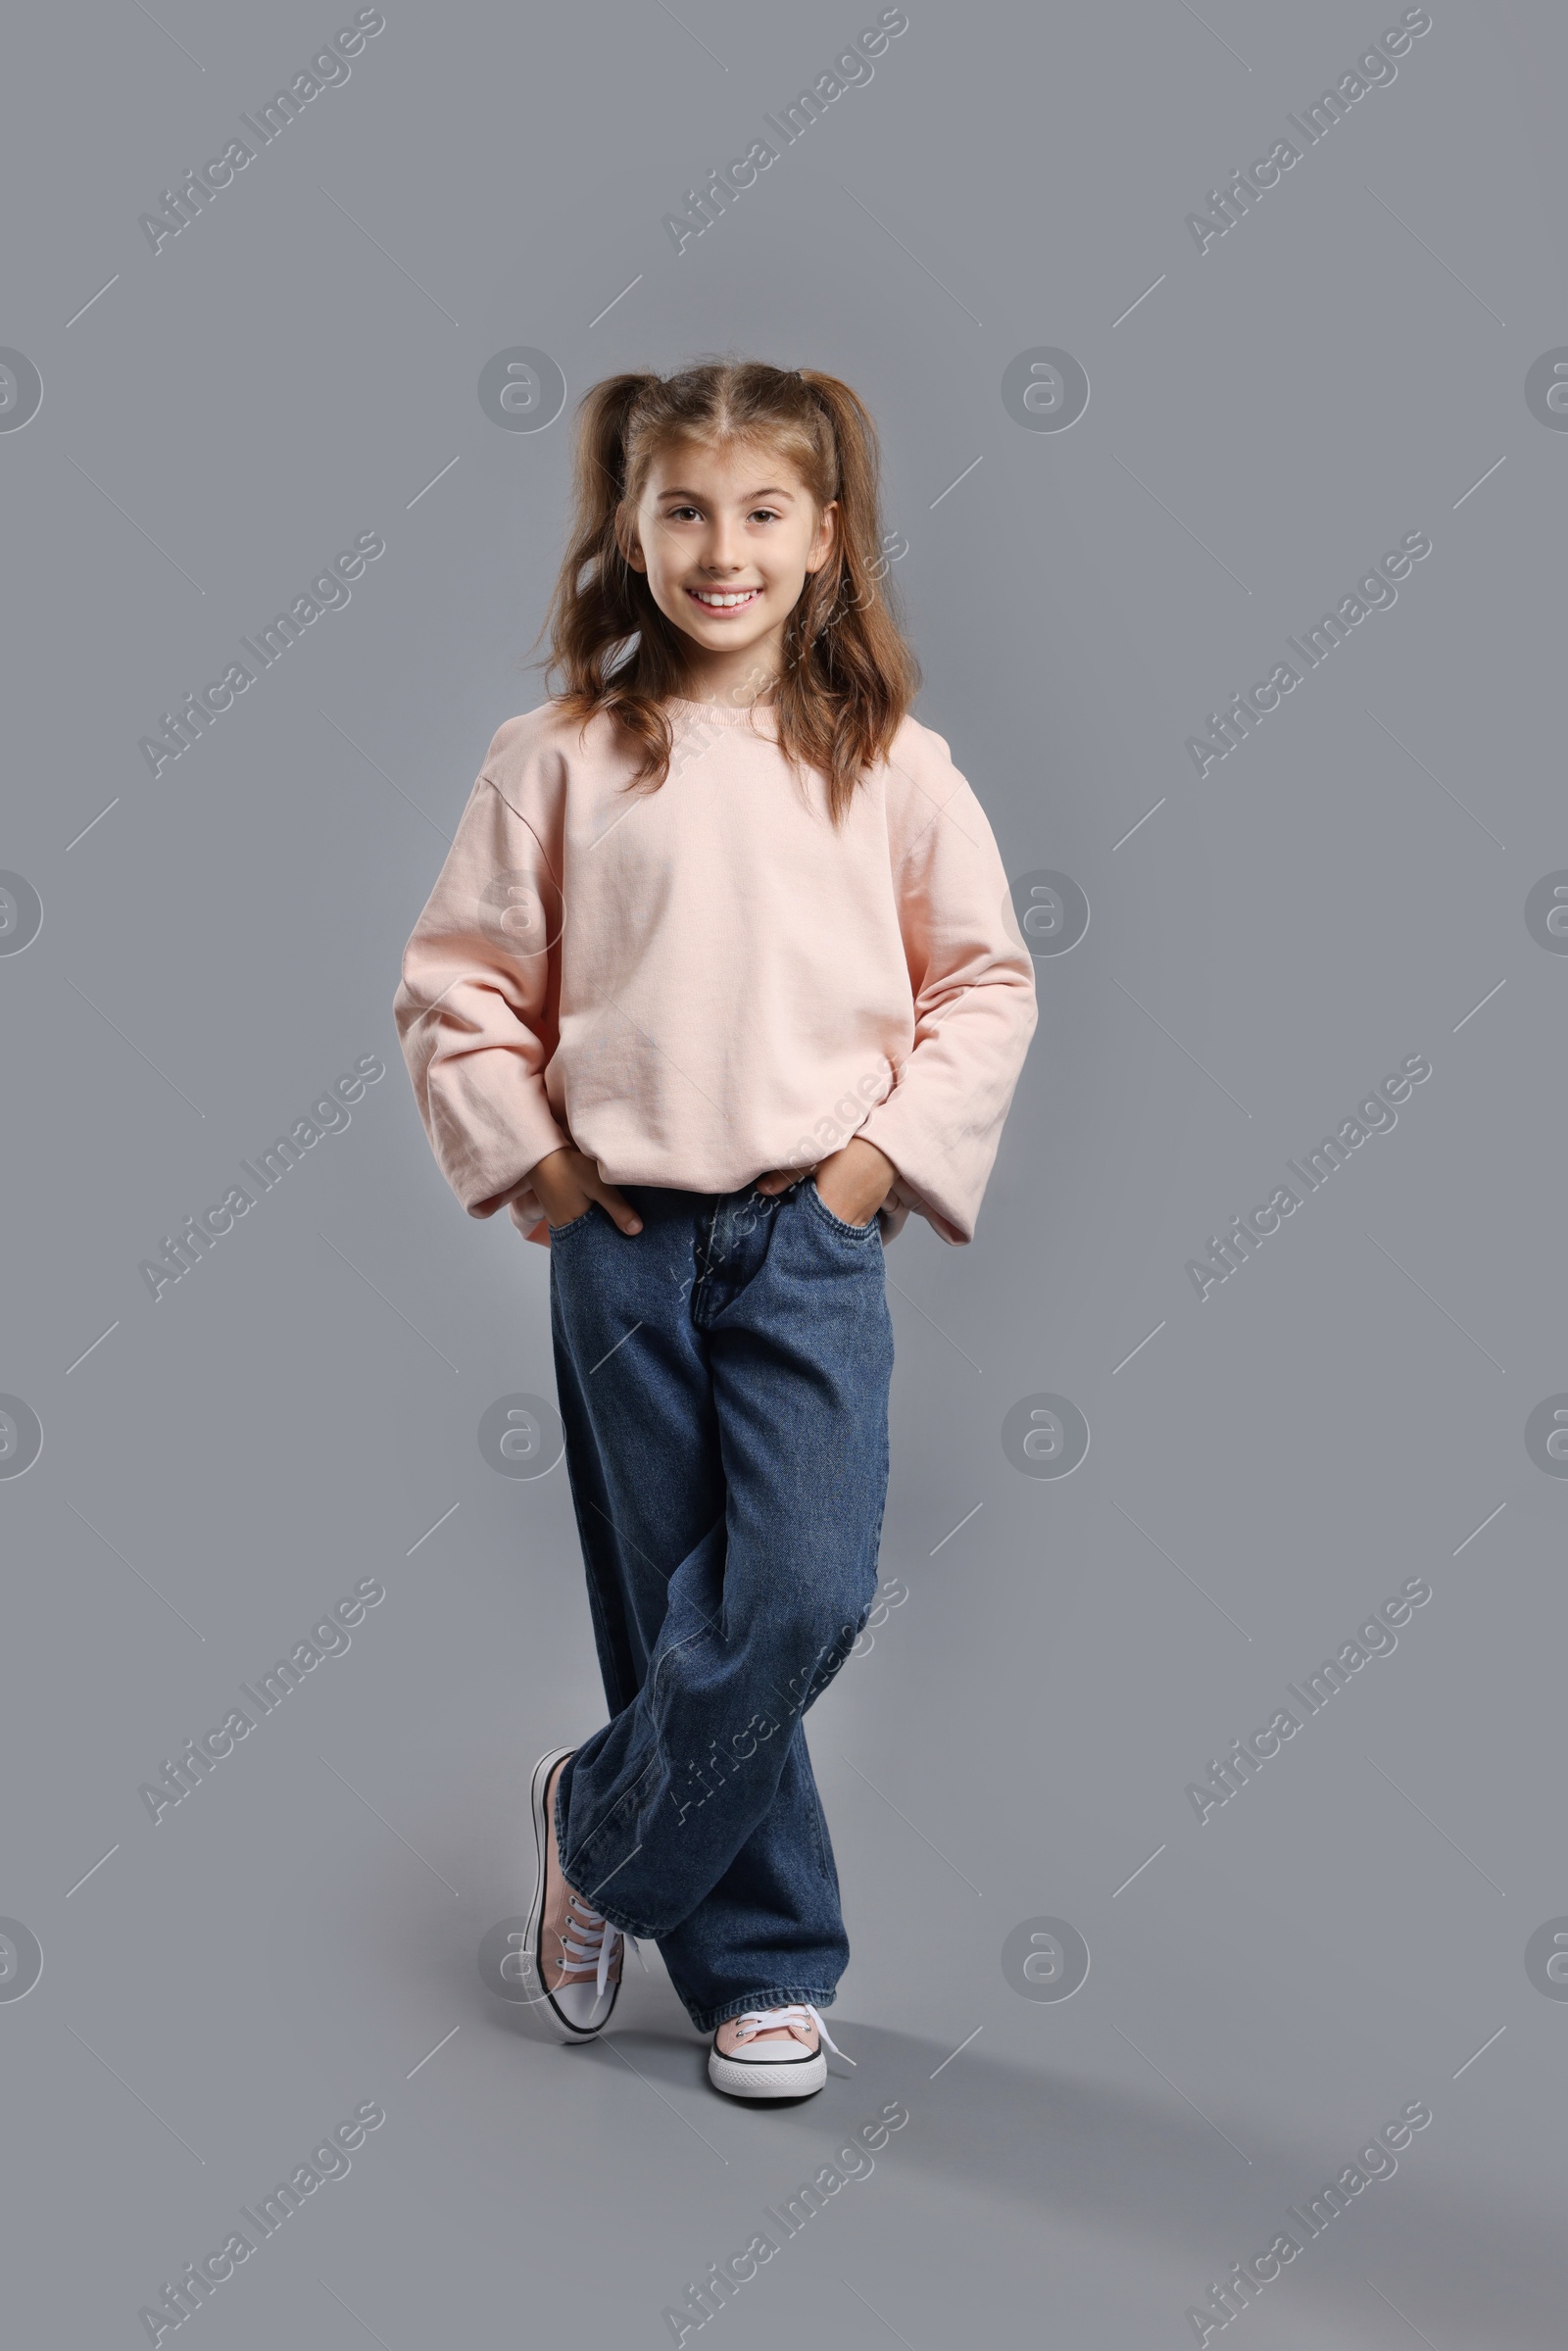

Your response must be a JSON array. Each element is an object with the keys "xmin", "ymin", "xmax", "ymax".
[{"xmin": 623, "ymin": 436, "xmax": 837, "ymax": 702}]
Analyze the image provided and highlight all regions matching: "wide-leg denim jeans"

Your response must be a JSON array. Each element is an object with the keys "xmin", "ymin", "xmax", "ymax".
[{"xmin": 548, "ymin": 1176, "xmax": 894, "ymax": 2033}]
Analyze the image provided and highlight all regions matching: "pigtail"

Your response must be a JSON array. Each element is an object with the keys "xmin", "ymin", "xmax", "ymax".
[{"xmin": 775, "ymin": 371, "xmax": 918, "ymax": 820}]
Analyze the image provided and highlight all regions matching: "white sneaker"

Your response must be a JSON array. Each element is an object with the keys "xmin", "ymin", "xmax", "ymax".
[
  {"xmin": 525, "ymin": 1747, "xmax": 626, "ymax": 2038},
  {"xmin": 708, "ymin": 2004, "xmax": 852, "ymax": 2100}
]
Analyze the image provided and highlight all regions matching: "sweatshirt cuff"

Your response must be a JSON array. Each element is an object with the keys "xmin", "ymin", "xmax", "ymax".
[
  {"xmin": 858, "ymin": 1102, "xmax": 971, "ymax": 1246},
  {"xmin": 461, "ymin": 1102, "xmax": 572, "ymax": 1220}
]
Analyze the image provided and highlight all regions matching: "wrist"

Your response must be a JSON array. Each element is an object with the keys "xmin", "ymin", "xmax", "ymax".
[
  {"xmin": 817, "ymin": 1137, "xmax": 897, "ymax": 1223},
  {"xmin": 849, "ymin": 1137, "xmax": 895, "ymax": 1182},
  {"xmin": 527, "ymin": 1145, "xmax": 577, "ymax": 1196},
  {"xmin": 527, "ymin": 1148, "xmax": 580, "ymax": 1214}
]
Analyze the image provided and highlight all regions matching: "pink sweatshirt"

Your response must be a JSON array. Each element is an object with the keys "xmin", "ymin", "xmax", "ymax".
[{"xmin": 393, "ymin": 695, "xmax": 1037, "ymax": 1248}]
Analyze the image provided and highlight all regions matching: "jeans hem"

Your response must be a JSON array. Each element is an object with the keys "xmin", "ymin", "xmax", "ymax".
[{"xmin": 690, "ymin": 1985, "xmax": 841, "ymax": 2035}]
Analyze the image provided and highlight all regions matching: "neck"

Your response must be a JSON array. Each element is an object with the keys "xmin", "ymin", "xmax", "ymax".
[{"xmin": 671, "ymin": 649, "xmax": 783, "ymax": 710}]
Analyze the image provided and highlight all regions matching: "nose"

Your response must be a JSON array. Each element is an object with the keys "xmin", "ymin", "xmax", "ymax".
[{"xmin": 700, "ymin": 516, "xmax": 748, "ymax": 572}]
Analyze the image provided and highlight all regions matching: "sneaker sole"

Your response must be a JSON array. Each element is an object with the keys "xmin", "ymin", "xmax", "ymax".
[
  {"xmin": 525, "ymin": 1745, "xmax": 618, "ymax": 2041},
  {"xmin": 708, "ymin": 2044, "xmax": 827, "ymax": 2100}
]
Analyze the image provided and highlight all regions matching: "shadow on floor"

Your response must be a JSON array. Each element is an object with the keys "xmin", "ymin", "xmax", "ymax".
[{"xmin": 492, "ymin": 1991, "xmax": 1564, "ymax": 2349}]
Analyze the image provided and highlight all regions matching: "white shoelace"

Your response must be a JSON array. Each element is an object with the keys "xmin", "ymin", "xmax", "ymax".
[
  {"xmin": 557, "ymin": 1891, "xmax": 629, "ymax": 2001},
  {"xmin": 729, "ymin": 2002, "xmax": 854, "ymax": 2062}
]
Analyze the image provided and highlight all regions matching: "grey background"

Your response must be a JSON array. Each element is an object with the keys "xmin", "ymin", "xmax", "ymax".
[{"xmin": 3, "ymin": 0, "xmax": 1564, "ymax": 2342}]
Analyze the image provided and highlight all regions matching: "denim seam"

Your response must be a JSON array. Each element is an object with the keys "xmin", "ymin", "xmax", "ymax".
[
  {"xmin": 561, "ymin": 1751, "xmax": 661, "ymax": 1896},
  {"xmin": 564, "ymin": 1611, "xmax": 723, "ymax": 1883},
  {"xmin": 645, "ymin": 1615, "xmax": 722, "ymax": 1739},
  {"xmin": 563, "ymin": 1479, "xmax": 641, "ymax": 1722},
  {"xmin": 808, "ymin": 1769, "xmax": 836, "ymax": 1886}
]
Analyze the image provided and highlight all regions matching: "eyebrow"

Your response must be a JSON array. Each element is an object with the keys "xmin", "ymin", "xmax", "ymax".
[{"xmin": 655, "ymin": 484, "xmax": 797, "ymax": 503}]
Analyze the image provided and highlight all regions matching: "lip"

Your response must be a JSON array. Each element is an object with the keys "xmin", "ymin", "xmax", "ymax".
[{"xmin": 685, "ymin": 586, "xmax": 762, "ymax": 616}]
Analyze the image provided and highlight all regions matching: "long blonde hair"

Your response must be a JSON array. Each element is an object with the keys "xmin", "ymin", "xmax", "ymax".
[{"xmin": 536, "ymin": 359, "xmax": 920, "ymax": 826}]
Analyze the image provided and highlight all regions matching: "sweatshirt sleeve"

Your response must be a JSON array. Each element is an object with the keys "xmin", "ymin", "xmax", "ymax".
[
  {"xmin": 857, "ymin": 723, "xmax": 1038, "ymax": 1245},
  {"xmin": 392, "ymin": 750, "xmax": 571, "ymax": 1230}
]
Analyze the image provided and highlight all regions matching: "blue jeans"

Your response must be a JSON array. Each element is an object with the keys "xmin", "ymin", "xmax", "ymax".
[{"xmin": 548, "ymin": 1177, "xmax": 894, "ymax": 2033}]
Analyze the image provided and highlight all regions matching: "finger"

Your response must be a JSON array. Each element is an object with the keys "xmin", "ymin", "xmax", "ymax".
[{"xmin": 592, "ymin": 1180, "xmax": 643, "ymax": 1235}]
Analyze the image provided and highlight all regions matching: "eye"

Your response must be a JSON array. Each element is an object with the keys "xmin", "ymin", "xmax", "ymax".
[
  {"xmin": 665, "ymin": 505, "xmax": 702, "ymax": 521},
  {"xmin": 749, "ymin": 507, "xmax": 782, "ymax": 524}
]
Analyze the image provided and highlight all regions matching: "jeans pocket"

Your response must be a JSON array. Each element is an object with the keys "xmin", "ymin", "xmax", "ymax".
[
  {"xmin": 806, "ymin": 1178, "xmax": 879, "ymax": 1240},
  {"xmin": 547, "ymin": 1202, "xmax": 597, "ymax": 1241}
]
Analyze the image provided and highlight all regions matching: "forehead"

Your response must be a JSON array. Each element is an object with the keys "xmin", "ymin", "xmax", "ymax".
[{"xmin": 643, "ymin": 434, "xmax": 810, "ymax": 499}]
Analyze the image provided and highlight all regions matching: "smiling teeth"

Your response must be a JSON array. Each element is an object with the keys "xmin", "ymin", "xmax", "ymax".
[{"xmin": 693, "ymin": 590, "xmax": 758, "ymax": 606}]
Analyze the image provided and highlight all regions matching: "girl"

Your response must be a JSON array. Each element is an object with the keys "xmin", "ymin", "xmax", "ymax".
[{"xmin": 394, "ymin": 361, "xmax": 1036, "ymax": 2100}]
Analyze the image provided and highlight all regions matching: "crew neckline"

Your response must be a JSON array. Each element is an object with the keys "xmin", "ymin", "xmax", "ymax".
[{"xmin": 663, "ymin": 694, "xmax": 778, "ymax": 725}]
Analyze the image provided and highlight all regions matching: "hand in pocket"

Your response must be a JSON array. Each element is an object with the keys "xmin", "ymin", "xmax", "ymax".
[{"xmin": 528, "ymin": 1146, "xmax": 642, "ymax": 1235}]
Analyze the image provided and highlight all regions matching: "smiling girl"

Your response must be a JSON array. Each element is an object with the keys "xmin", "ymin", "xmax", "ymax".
[{"xmin": 394, "ymin": 361, "xmax": 1036, "ymax": 2100}]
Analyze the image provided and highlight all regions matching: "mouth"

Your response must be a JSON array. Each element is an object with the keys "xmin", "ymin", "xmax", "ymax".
[{"xmin": 685, "ymin": 586, "xmax": 762, "ymax": 615}]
